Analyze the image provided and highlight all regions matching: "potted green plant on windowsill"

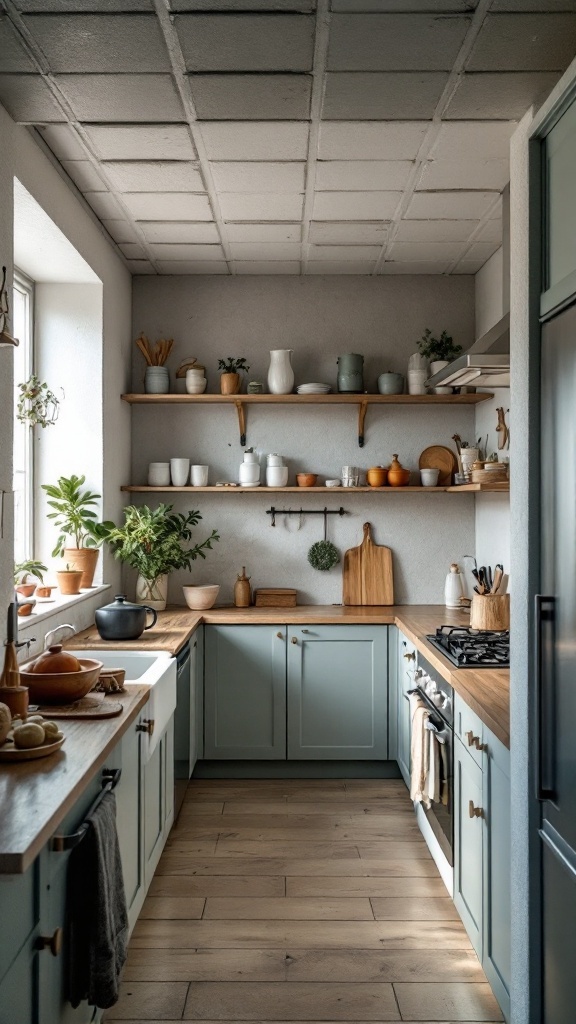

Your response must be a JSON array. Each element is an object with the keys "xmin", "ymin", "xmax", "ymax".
[
  {"xmin": 101, "ymin": 503, "xmax": 220, "ymax": 611},
  {"xmin": 13, "ymin": 559, "xmax": 48, "ymax": 599},
  {"xmin": 41, "ymin": 474, "xmax": 110, "ymax": 589},
  {"xmin": 218, "ymin": 357, "xmax": 250, "ymax": 395}
]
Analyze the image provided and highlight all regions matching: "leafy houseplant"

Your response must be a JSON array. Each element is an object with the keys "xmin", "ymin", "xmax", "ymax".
[
  {"xmin": 17, "ymin": 375, "xmax": 61, "ymax": 428},
  {"xmin": 41, "ymin": 474, "xmax": 109, "ymax": 589},
  {"xmin": 417, "ymin": 329, "xmax": 462, "ymax": 364},
  {"xmin": 218, "ymin": 357, "xmax": 250, "ymax": 396},
  {"xmin": 102, "ymin": 504, "xmax": 220, "ymax": 611},
  {"xmin": 14, "ymin": 559, "xmax": 48, "ymax": 599}
]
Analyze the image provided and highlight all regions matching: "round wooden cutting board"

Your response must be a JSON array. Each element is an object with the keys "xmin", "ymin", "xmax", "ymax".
[{"xmin": 419, "ymin": 445, "xmax": 458, "ymax": 486}]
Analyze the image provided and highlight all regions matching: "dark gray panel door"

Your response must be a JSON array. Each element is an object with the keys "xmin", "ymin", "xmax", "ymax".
[{"xmin": 541, "ymin": 829, "xmax": 576, "ymax": 1024}]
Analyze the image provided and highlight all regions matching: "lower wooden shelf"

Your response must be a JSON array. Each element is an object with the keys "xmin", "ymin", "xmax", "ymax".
[{"xmin": 121, "ymin": 484, "xmax": 509, "ymax": 494}]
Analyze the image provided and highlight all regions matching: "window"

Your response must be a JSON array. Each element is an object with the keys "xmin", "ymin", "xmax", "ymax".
[{"xmin": 12, "ymin": 269, "xmax": 34, "ymax": 565}]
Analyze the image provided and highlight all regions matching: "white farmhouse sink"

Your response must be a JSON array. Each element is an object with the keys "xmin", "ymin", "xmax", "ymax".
[{"xmin": 73, "ymin": 649, "xmax": 176, "ymax": 758}]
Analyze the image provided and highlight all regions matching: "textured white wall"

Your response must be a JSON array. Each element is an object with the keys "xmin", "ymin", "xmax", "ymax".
[
  {"xmin": 475, "ymin": 248, "xmax": 505, "ymax": 340},
  {"xmin": 132, "ymin": 274, "xmax": 477, "ymax": 605}
]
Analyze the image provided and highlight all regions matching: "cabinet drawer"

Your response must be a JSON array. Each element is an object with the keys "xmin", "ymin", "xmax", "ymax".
[{"xmin": 454, "ymin": 695, "xmax": 485, "ymax": 769}]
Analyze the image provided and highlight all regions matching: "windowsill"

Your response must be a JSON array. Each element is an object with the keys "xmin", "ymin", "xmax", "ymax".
[{"xmin": 17, "ymin": 585, "xmax": 111, "ymax": 631}]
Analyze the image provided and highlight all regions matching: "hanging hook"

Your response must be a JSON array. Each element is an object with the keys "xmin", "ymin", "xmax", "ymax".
[{"xmin": 323, "ymin": 507, "xmax": 328, "ymax": 541}]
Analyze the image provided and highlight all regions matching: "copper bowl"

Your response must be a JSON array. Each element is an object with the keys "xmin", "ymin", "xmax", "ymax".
[
  {"xmin": 296, "ymin": 473, "xmax": 318, "ymax": 487},
  {"xmin": 19, "ymin": 659, "xmax": 103, "ymax": 704}
]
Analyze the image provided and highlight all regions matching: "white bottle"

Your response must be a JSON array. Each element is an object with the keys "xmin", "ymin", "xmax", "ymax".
[{"xmin": 444, "ymin": 562, "xmax": 463, "ymax": 608}]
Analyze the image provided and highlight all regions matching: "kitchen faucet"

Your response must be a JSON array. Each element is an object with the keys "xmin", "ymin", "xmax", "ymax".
[{"xmin": 44, "ymin": 624, "xmax": 75, "ymax": 650}]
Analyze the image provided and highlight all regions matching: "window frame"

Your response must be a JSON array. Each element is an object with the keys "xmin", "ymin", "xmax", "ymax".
[{"xmin": 12, "ymin": 267, "xmax": 35, "ymax": 565}]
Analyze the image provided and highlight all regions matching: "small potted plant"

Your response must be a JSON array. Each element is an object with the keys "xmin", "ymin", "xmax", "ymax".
[
  {"xmin": 16, "ymin": 374, "xmax": 61, "ymax": 428},
  {"xmin": 417, "ymin": 329, "xmax": 462, "ymax": 376},
  {"xmin": 14, "ymin": 560, "xmax": 48, "ymax": 599},
  {"xmin": 42, "ymin": 474, "xmax": 110, "ymax": 589},
  {"xmin": 56, "ymin": 562, "xmax": 83, "ymax": 596},
  {"xmin": 101, "ymin": 503, "xmax": 219, "ymax": 610},
  {"xmin": 217, "ymin": 357, "xmax": 250, "ymax": 395}
]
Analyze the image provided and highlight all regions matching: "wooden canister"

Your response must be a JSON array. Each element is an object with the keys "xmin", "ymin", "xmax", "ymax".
[
  {"xmin": 234, "ymin": 567, "xmax": 252, "ymax": 608},
  {"xmin": 470, "ymin": 593, "xmax": 510, "ymax": 631}
]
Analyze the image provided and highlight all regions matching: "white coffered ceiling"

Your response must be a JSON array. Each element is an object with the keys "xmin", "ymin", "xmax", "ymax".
[{"xmin": 1, "ymin": 0, "xmax": 575, "ymax": 275}]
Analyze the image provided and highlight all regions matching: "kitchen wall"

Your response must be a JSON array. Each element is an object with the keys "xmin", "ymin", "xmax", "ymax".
[{"xmin": 132, "ymin": 274, "xmax": 477, "ymax": 605}]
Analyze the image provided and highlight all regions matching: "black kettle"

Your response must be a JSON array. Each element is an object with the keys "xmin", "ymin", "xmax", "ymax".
[{"xmin": 95, "ymin": 595, "xmax": 158, "ymax": 641}]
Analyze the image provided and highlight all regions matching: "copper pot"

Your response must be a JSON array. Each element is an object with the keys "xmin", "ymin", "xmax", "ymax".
[
  {"xmin": 388, "ymin": 454, "xmax": 411, "ymax": 487},
  {"xmin": 366, "ymin": 466, "xmax": 388, "ymax": 487}
]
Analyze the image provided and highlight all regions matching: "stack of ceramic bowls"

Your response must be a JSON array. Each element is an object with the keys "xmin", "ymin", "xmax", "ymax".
[
  {"xmin": 186, "ymin": 367, "xmax": 207, "ymax": 394},
  {"xmin": 266, "ymin": 453, "xmax": 288, "ymax": 487}
]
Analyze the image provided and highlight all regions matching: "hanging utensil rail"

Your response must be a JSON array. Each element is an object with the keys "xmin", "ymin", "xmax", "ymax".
[{"xmin": 266, "ymin": 506, "xmax": 349, "ymax": 527}]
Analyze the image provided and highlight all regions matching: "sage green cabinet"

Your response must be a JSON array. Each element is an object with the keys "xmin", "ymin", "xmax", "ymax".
[
  {"xmin": 144, "ymin": 720, "xmax": 174, "ymax": 890},
  {"xmin": 115, "ymin": 718, "xmax": 143, "ymax": 929},
  {"xmin": 482, "ymin": 728, "xmax": 511, "ymax": 1021},
  {"xmin": 454, "ymin": 734, "xmax": 484, "ymax": 957}
]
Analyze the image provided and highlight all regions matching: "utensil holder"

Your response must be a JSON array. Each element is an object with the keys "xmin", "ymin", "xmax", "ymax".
[{"xmin": 470, "ymin": 593, "xmax": 510, "ymax": 631}]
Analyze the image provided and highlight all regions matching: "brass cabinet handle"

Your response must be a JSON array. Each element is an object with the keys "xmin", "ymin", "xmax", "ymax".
[
  {"xmin": 466, "ymin": 730, "xmax": 486, "ymax": 751},
  {"xmin": 301, "ymin": 629, "xmax": 311, "ymax": 634},
  {"xmin": 37, "ymin": 928, "xmax": 62, "ymax": 957},
  {"xmin": 137, "ymin": 719, "xmax": 155, "ymax": 736},
  {"xmin": 291, "ymin": 636, "xmax": 298, "ymax": 645},
  {"xmin": 469, "ymin": 800, "xmax": 484, "ymax": 819},
  {"xmin": 403, "ymin": 651, "xmax": 416, "ymax": 662},
  {"xmin": 276, "ymin": 631, "xmax": 284, "ymax": 639}
]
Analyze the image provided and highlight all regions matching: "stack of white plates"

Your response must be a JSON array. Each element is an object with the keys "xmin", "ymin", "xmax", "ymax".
[{"xmin": 297, "ymin": 383, "xmax": 332, "ymax": 394}]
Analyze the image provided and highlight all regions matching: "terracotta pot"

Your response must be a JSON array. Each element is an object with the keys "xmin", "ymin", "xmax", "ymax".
[
  {"xmin": 64, "ymin": 547, "xmax": 99, "ymax": 588},
  {"xmin": 366, "ymin": 466, "xmax": 388, "ymax": 487},
  {"xmin": 220, "ymin": 372, "xmax": 241, "ymax": 395},
  {"xmin": 388, "ymin": 454, "xmax": 411, "ymax": 487},
  {"xmin": 296, "ymin": 473, "xmax": 318, "ymax": 487},
  {"xmin": 57, "ymin": 570, "xmax": 83, "ymax": 596},
  {"xmin": 15, "ymin": 583, "xmax": 36, "ymax": 599},
  {"xmin": 35, "ymin": 586, "xmax": 55, "ymax": 598}
]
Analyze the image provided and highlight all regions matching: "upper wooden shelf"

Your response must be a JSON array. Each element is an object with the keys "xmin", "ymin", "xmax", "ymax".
[
  {"xmin": 121, "ymin": 391, "xmax": 494, "ymax": 448},
  {"xmin": 121, "ymin": 483, "xmax": 509, "ymax": 495}
]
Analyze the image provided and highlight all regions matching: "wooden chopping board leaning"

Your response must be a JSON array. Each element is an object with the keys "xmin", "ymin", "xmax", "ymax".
[{"xmin": 342, "ymin": 522, "xmax": 394, "ymax": 606}]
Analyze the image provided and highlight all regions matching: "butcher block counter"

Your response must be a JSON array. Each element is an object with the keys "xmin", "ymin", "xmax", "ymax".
[{"xmin": 67, "ymin": 604, "xmax": 510, "ymax": 749}]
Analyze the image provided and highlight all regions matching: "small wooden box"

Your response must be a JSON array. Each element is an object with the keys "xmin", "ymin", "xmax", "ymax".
[
  {"xmin": 254, "ymin": 588, "xmax": 297, "ymax": 608},
  {"xmin": 470, "ymin": 593, "xmax": 510, "ymax": 631}
]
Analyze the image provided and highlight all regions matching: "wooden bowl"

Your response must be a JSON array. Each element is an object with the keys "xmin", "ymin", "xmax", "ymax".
[
  {"xmin": 296, "ymin": 473, "xmax": 318, "ymax": 487},
  {"xmin": 19, "ymin": 659, "xmax": 103, "ymax": 704},
  {"xmin": 182, "ymin": 585, "xmax": 220, "ymax": 610}
]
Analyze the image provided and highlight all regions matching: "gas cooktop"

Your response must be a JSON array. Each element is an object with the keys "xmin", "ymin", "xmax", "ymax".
[{"xmin": 426, "ymin": 626, "xmax": 510, "ymax": 668}]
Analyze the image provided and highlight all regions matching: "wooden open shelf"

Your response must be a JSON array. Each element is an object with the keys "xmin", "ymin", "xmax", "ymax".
[
  {"xmin": 121, "ymin": 391, "xmax": 494, "ymax": 448},
  {"xmin": 121, "ymin": 484, "xmax": 509, "ymax": 494}
]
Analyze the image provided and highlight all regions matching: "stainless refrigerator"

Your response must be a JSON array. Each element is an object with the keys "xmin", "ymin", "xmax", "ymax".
[{"xmin": 538, "ymin": 299, "xmax": 576, "ymax": 1021}]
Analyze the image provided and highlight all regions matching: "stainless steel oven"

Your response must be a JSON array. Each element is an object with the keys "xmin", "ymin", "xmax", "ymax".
[{"xmin": 410, "ymin": 654, "xmax": 454, "ymax": 866}]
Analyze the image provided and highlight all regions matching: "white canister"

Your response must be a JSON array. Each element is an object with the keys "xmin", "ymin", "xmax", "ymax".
[
  {"xmin": 266, "ymin": 466, "xmax": 289, "ymax": 487},
  {"xmin": 444, "ymin": 563, "xmax": 464, "ymax": 609},
  {"xmin": 148, "ymin": 462, "xmax": 170, "ymax": 486},
  {"xmin": 420, "ymin": 467, "xmax": 440, "ymax": 487},
  {"xmin": 239, "ymin": 452, "xmax": 260, "ymax": 486},
  {"xmin": 267, "ymin": 453, "xmax": 284, "ymax": 467},
  {"xmin": 408, "ymin": 370, "xmax": 429, "ymax": 395},
  {"xmin": 190, "ymin": 465, "xmax": 209, "ymax": 486},
  {"xmin": 170, "ymin": 458, "xmax": 190, "ymax": 486},
  {"xmin": 267, "ymin": 349, "xmax": 294, "ymax": 395}
]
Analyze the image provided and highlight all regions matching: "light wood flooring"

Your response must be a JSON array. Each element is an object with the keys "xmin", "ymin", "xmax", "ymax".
[{"xmin": 105, "ymin": 779, "xmax": 503, "ymax": 1023}]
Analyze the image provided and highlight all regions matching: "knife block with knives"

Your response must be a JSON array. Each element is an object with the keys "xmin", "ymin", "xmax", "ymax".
[{"xmin": 470, "ymin": 593, "xmax": 510, "ymax": 631}]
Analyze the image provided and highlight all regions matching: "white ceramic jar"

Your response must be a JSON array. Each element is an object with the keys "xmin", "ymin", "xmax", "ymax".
[
  {"xmin": 239, "ymin": 452, "xmax": 260, "ymax": 486},
  {"xmin": 267, "ymin": 453, "xmax": 284, "ymax": 467},
  {"xmin": 266, "ymin": 466, "xmax": 289, "ymax": 487},
  {"xmin": 267, "ymin": 349, "xmax": 294, "ymax": 395},
  {"xmin": 170, "ymin": 458, "xmax": 190, "ymax": 486}
]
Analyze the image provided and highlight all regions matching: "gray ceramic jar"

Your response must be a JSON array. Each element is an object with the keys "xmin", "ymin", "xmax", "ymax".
[
  {"xmin": 378, "ymin": 372, "xmax": 405, "ymax": 395},
  {"xmin": 145, "ymin": 366, "xmax": 170, "ymax": 394}
]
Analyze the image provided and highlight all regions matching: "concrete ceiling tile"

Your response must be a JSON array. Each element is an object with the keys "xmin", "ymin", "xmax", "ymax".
[
  {"xmin": 475, "ymin": 219, "xmax": 502, "ymax": 243},
  {"xmin": 157, "ymin": 260, "xmax": 229, "ymax": 273},
  {"xmin": 315, "ymin": 160, "xmax": 413, "ymax": 191},
  {"xmin": 175, "ymin": 13, "xmax": 315, "ymax": 71},
  {"xmin": 218, "ymin": 193, "xmax": 304, "ymax": 219},
  {"xmin": 379, "ymin": 261, "xmax": 450, "ymax": 274},
  {"xmin": 62, "ymin": 160, "xmax": 107, "ymax": 191},
  {"xmin": 103, "ymin": 161, "xmax": 204, "ymax": 192},
  {"xmin": 15, "ymin": 1, "xmax": 154, "ymax": 9},
  {"xmin": 418, "ymin": 156, "xmax": 509, "ymax": 190},
  {"xmin": 319, "ymin": 121, "xmax": 428, "ymax": 160},
  {"xmin": 83, "ymin": 124, "xmax": 196, "ymax": 160},
  {"xmin": 0, "ymin": 75, "xmax": 66, "ymax": 122},
  {"xmin": 23, "ymin": 14, "xmax": 170, "ymax": 72},
  {"xmin": 211, "ymin": 161, "xmax": 305, "ymax": 193},
  {"xmin": 83, "ymin": 191, "xmax": 124, "ymax": 218},
  {"xmin": 445, "ymin": 71, "xmax": 561, "ymax": 119},
  {"xmin": 405, "ymin": 191, "xmax": 499, "ymax": 219},
  {"xmin": 388, "ymin": 240, "xmax": 463, "ymax": 261},
  {"xmin": 225, "ymin": 222, "xmax": 302, "ymax": 241},
  {"xmin": 102, "ymin": 219, "xmax": 141, "ymax": 243},
  {"xmin": 233, "ymin": 261, "xmax": 301, "ymax": 273},
  {"xmin": 463, "ymin": 240, "xmax": 501, "ymax": 262},
  {"xmin": 305, "ymin": 261, "xmax": 376, "ymax": 274},
  {"xmin": 230, "ymin": 241, "xmax": 301, "ymax": 258},
  {"xmin": 171, "ymin": 0, "xmax": 315, "ymax": 8},
  {"xmin": 38, "ymin": 124, "xmax": 87, "ymax": 160},
  {"xmin": 395, "ymin": 219, "xmax": 480, "ymax": 242},
  {"xmin": 332, "ymin": 0, "xmax": 477, "ymax": 8},
  {"xmin": 323, "ymin": 72, "xmax": 449, "ymax": 120},
  {"xmin": 200, "ymin": 121, "xmax": 309, "ymax": 159},
  {"xmin": 309, "ymin": 220, "xmax": 389, "ymax": 243},
  {"xmin": 313, "ymin": 191, "xmax": 400, "ymax": 220},
  {"xmin": 188, "ymin": 74, "xmax": 311, "ymax": 119},
  {"xmin": 119, "ymin": 242, "xmax": 147, "ymax": 259},
  {"xmin": 139, "ymin": 221, "xmax": 221, "ymax": 242},
  {"xmin": 122, "ymin": 192, "xmax": 213, "ymax": 219},
  {"xmin": 452, "ymin": 259, "xmax": 484, "ymax": 273},
  {"xmin": 420, "ymin": 121, "xmax": 515, "ymax": 189},
  {"xmin": 467, "ymin": 13, "xmax": 576, "ymax": 71},
  {"xmin": 308, "ymin": 244, "xmax": 382, "ymax": 260},
  {"xmin": 149, "ymin": 243, "xmax": 225, "ymax": 259},
  {"xmin": 125, "ymin": 260, "xmax": 156, "ymax": 274},
  {"xmin": 328, "ymin": 13, "xmax": 471, "ymax": 71},
  {"xmin": 0, "ymin": 16, "xmax": 36, "ymax": 71},
  {"xmin": 55, "ymin": 74, "xmax": 184, "ymax": 122}
]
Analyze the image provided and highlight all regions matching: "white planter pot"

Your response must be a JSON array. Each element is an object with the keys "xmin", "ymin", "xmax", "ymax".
[
  {"xmin": 136, "ymin": 573, "xmax": 168, "ymax": 611},
  {"xmin": 429, "ymin": 359, "xmax": 450, "ymax": 376},
  {"xmin": 267, "ymin": 349, "xmax": 294, "ymax": 395}
]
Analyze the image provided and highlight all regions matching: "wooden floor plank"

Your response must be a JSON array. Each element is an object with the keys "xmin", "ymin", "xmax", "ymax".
[
  {"xmin": 286, "ymin": 876, "xmax": 447, "ymax": 898},
  {"xmin": 394, "ymin": 981, "xmax": 503, "ymax": 1021},
  {"xmin": 182, "ymin": 981, "xmax": 400, "ymax": 1021},
  {"xmin": 149, "ymin": 875, "xmax": 286, "ymax": 898},
  {"xmin": 203, "ymin": 897, "xmax": 375, "ymax": 921},
  {"xmin": 154, "ymin": 857, "xmax": 436, "ymax": 877},
  {"xmin": 212, "ymin": 840, "xmax": 362, "ymax": 859},
  {"xmin": 370, "ymin": 898, "xmax": 459, "ymax": 921},
  {"xmin": 173, "ymin": 822, "xmax": 420, "ymax": 843},
  {"xmin": 103, "ymin": 981, "xmax": 188, "ymax": 1020},
  {"xmin": 219, "ymin": 802, "xmax": 413, "ymax": 816},
  {"xmin": 174, "ymin": 813, "xmax": 415, "ymax": 831},
  {"xmin": 140, "ymin": 897, "xmax": 206, "ymax": 919}
]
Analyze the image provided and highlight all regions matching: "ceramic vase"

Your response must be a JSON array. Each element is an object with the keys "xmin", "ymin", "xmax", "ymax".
[
  {"xmin": 337, "ymin": 353, "xmax": 364, "ymax": 393},
  {"xmin": 239, "ymin": 451, "xmax": 260, "ymax": 486},
  {"xmin": 136, "ymin": 573, "xmax": 168, "ymax": 611},
  {"xmin": 267, "ymin": 349, "xmax": 294, "ymax": 395},
  {"xmin": 145, "ymin": 366, "xmax": 170, "ymax": 394}
]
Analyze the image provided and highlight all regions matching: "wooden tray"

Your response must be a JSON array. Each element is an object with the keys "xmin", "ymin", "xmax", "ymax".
[
  {"xmin": 35, "ymin": 696, "xmax": 123, "ymax": 719},
  {"xmin": 419, "ymin": 445, "xmax": 458, "ymax": 486},
  {"xmin": 0, "ymin": 735, "xmax": 65, "ymax": 762}
]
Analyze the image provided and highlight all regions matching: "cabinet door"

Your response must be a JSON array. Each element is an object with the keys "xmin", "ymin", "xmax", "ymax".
[
  {"xmin": 144, "ymin": 738, "xmax": 164, "ymax": 889},
  {"xmin": 115, "ymin": 720, "xmax": 143, "ymax": 929},
  {"xmin": 482, "ymin": 731, "xmax": 511, "ymax": 1020},
  {"xmin": 397, "ymin": 691, "xmax": 411, "ymax": 788},
  {"xmin": 0, "ymin": 930, "xmax": 39, "ymax": 1024},
  {"xmin": 204, "ymin": 625, "xmax": 287, "ymax": 759},
  {"xmin": 454, "ymin": 736, "xmax": 484, "ymax": 957},
  {"xmin": 287, "ymin": 626, "xmax": 388, "ymax": 760}
]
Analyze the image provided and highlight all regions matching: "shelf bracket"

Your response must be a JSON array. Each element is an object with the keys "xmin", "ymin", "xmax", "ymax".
[
  {"xmin": 235, "ymin": 400, "xmax": 247, "ymax": 447},
  {"xmin": 358, "ymin": 400, "xmax": 368, "ymax": 448}
]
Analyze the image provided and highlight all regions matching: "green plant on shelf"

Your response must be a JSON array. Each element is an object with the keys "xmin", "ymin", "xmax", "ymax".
[
  {"xmin": 417, "ymin": 329, "xmax": 462, "ymax": 363},
  {"xmin": 217, "ymin": 357, "xmax": 250, "ymax": 375}
]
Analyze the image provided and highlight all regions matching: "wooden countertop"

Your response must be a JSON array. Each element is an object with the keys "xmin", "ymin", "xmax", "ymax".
[
  {"xmin": 67, "ymin": 604, "xmax": 509, "ymax": 749},
  {"xmin": 0, "ymin": 685, "xmax": 150, "ymax": 874}
]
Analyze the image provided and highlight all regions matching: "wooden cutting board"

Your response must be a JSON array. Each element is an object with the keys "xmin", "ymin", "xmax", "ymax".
[{"xmin": 343, "ymin": 522, "xmax": 394, "ymax": 606}]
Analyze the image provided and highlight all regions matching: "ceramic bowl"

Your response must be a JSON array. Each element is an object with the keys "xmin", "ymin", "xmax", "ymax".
[
  {"xmin": 325, "ymin": 479, "xmax": 341, "ymax": 487},
  {"xmin": 186, "ymin": 377, "xmax": 207, "ymax": 395},
  {"xmin": 183, "ymin": 584, "xmax": 220, "ymax": 610},
  {"xmin": 20, "ymin": 658, "xmax": 103, "ymax": 704},
  {"xmin": 296, "ymin": 473, "xmax": 318, "ymax": 487},
  {"xmin": 420, "ymin": 468, "xmax": 440, "ymax": 487}
]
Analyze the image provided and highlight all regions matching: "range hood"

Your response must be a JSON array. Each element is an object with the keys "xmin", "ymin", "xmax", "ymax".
[{"xmin": 426, "ymin": 312, "xmax": 510, "ymax": 389}]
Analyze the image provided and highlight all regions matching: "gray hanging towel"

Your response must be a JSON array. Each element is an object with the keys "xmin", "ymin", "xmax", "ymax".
[{"xmin": 67, "ymin": 791, "xmax": 128, "ymax": 1010}]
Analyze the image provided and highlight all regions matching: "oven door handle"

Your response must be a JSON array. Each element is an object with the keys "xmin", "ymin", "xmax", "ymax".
[{"xmin": 425, "ymin": 720, "xmax": 448, "ymax": 744}]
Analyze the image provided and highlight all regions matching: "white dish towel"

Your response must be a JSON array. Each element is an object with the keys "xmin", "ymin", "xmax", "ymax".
[{"xmin": 409, "ymin": 693, "xmax": 431, "ymax": 806}]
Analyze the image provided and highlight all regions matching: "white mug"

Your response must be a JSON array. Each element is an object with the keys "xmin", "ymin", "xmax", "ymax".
[
  {"xmin": 170, "ymin": 458, "xmax": 190, "ymax": 486},
  {"xmin": 191, "ymin": 465, "xmax": 209, "ymax": 486},
  {"xmin": 420, "ymin": 468, "xmax": 440, "ymax": 487},
  {"xmin": 148, "ymin": 462, "xmax": 170, "ymax": 487}
]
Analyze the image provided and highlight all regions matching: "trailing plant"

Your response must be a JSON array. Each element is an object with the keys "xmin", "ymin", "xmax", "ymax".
[
  {"xmin": 218, "ymin": 357, "xmax": 250, "ymax": 375},
  {"xmin": 101, "ymin": 504, "xmax": 219, "ymax": 588},
  {"xmin": 41, "ymin": 474, "xmax": 108, "ymax": 556},
  {"xmin": 417, "ymin": 329, "xmax": 462, "ymax": 363},
  {"xmin": 16, "ymin": 374, "xmax": 61, "ymax": 428},
  {"xmin": 14, "ymin": 559, "xmax": 48, "ymax": 585}
]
